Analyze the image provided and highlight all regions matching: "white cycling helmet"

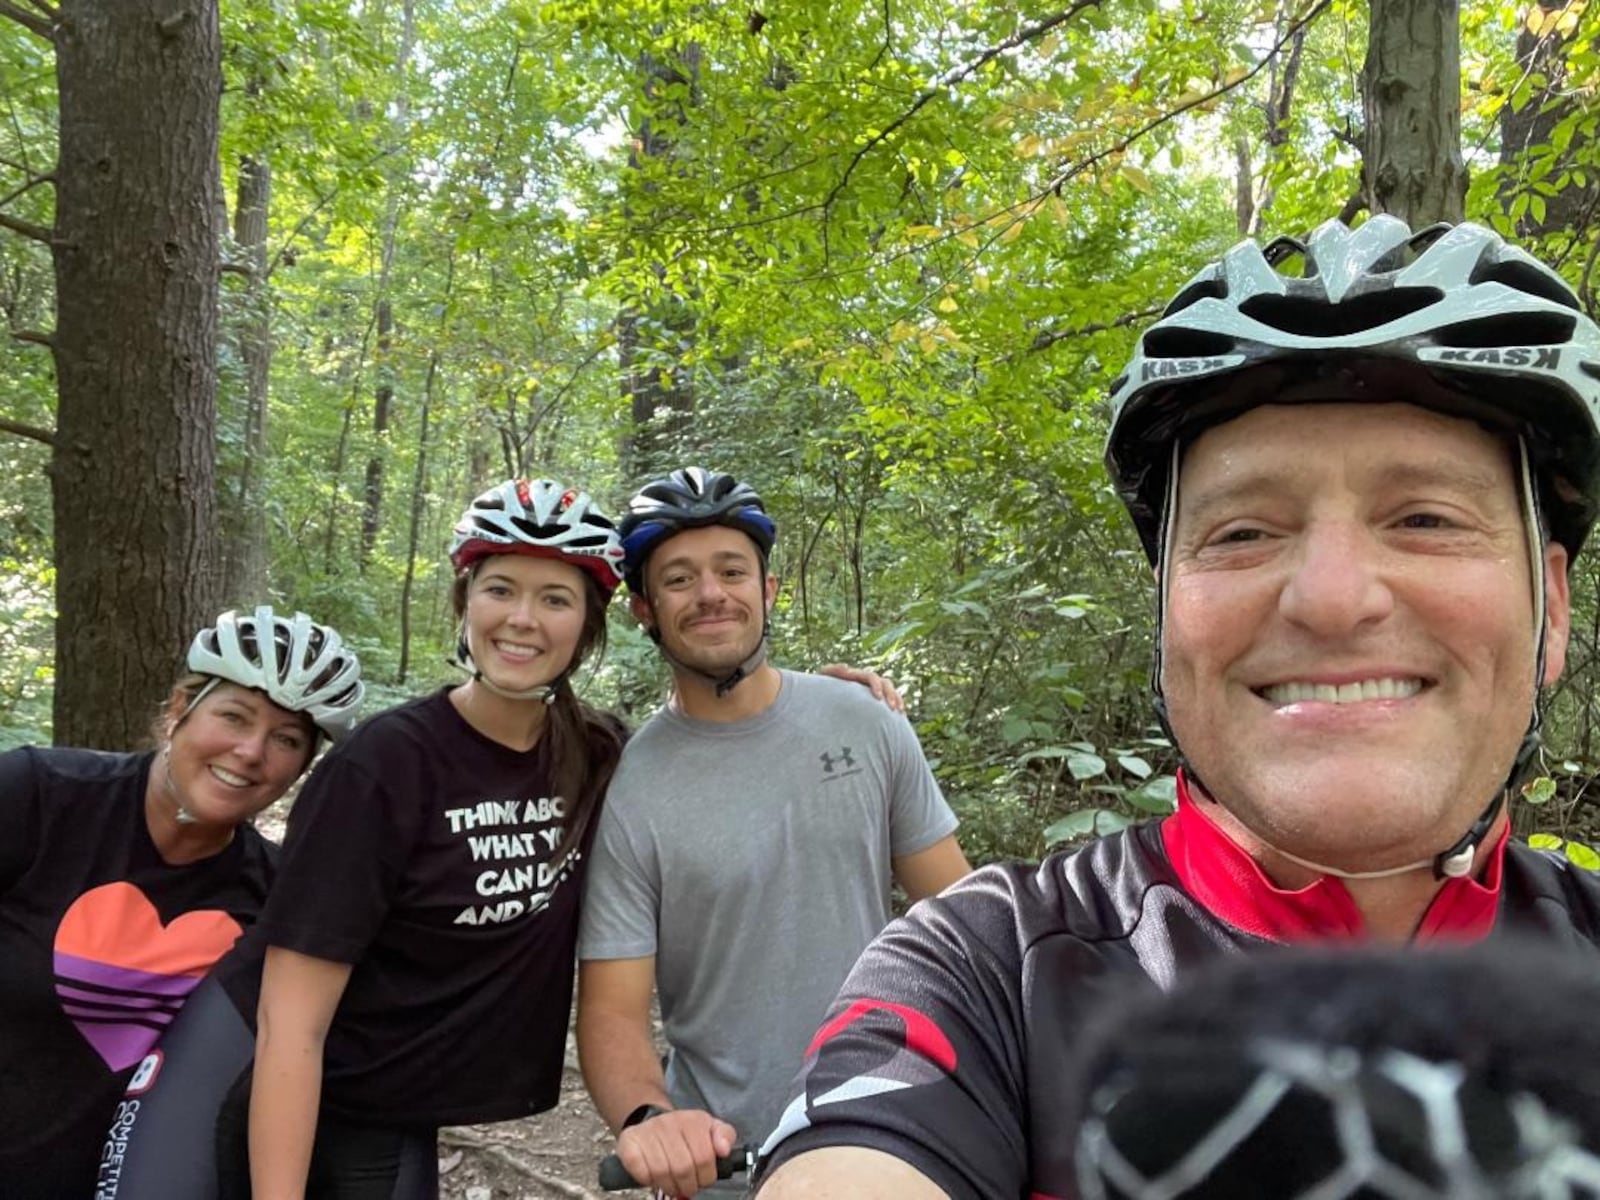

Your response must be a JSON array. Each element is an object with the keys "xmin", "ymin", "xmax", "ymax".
[
  {"xmin": 449, "ymin": 478, "xmax": 625, "ymax": 599},
  {"xmin": 186, "ymin": 607, "xmax": 365, "ymax": 740},
  {"xmin": 1107, "ymin": 215, "xmax": 1600, "ymax": 564}
]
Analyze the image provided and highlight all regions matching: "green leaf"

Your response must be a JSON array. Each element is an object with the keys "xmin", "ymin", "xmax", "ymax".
[
  {"xmin": 1000, "ymin": 715, "xmax": 1034, "ymax": 745},
  {"xmin": 1567, "ymin": 841, "xmax": 1600, "ymax": 872},
  {"xmin": 1522, "ymin": 776, "xmax": 1557, "ymax": 805},
  {"xmin": 1126, "ymin": 775, "xmax": 1178, "ymax": 814},
  {"xmin": 1043, "ymin": 808, "xmax": 1131, "ymax": 846},
  {"xmin": 1067, "ymin": 751, "xmax": 1107, "ymax": 781},
  {"xmin": 1117, "ymin": 754, "xmax": 1152, "ymax": 779}
]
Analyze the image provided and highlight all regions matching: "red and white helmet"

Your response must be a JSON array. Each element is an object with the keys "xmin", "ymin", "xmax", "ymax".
[
  {"xmin": 449, "ymin": 478, "xmax": 625, "ymax": 599},
  {"xmin": 187, "ymin": 607, "xmax": 365, "ymax": 740}
]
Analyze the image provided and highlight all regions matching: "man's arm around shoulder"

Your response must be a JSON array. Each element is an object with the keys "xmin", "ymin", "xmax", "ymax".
[{"xmin": 893, "ymin": 835, "xmax": 970, "ymax": 902}]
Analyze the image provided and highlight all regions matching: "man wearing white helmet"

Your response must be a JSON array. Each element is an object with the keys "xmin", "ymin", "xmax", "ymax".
[{"xmin": 754, "ymin": 216, "xmax": 1600, "ymax": 1199}]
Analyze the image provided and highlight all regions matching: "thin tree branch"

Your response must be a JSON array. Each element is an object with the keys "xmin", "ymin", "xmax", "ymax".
[
  {"xmin": 11, "ymin": 326, "xmax": 52, "ymax": 347},
  {"xmin": 266, "ymin": 146, "xmax": 397, "ymax": 280},
  {"xmin": 0, "ymin": 155, "xmax": 33, "ymax": 174},
  {"xmin": 0, "ymin": 208, "xmax": 52, "ymax": 243},
  {"xmin": 822, "ymin": 2, "xmax": 1101, "ymax": 214},
  {"xmin": 23, "ymin": 0, "xmax": 57, "ymax": 18},
  {"xmin": 0, "ymin": 0, "xmax": 51, "ymax": 38},
  {"xmin": 646, "ymin": 0, "xmax": 1331, "ymax": 264},
  {"xmin": 1038, "ymin": 0, "xmax": 1331, "ymax": 196},
  {"xmin": 1578, "ymin": 224, "xmax": 1600, "ymax": 315},
  {"xmin": 0, "ymin": 170, "xmax": 52, "ymax": 211},
  {"xmin": 1336, "ymin": 189, "xmax": 1366, "ymax": 225},
  {"xmin": 0, "ymin": 416, "xmax": 54, "ymax": 444},
  {"xmin": 866, "ymin": 0, "xmax": 893, "ymax": 70},
  {"xmin": 1030, "ymin": 305, "xmax": 1165, "ymax": 353}
]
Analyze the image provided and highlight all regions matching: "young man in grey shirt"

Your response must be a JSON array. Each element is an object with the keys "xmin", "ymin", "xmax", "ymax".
[{"xmin": 576, "ymin": 467, "xmax": 969, "ymax": 1198}]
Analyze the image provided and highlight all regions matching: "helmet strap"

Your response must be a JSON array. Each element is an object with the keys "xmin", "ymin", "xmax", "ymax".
[
  {"xmin": 160, "ymin": 740, "xmax": 201, "ymax": 825},
  {"xmin": 173, "ymin": 677, "xmax": 222, "ymax": 729},
  {"xmin": 646, "ymin": 617, "xmax": 771, "ymax": 698},
  {"xmin": 449, "ymin": 618, "xmax": 561, "ymax": 704}
]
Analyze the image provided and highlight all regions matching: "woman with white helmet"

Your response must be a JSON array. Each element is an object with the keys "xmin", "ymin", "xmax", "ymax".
[
  {"xmin": 240, "ymin": 478, "xmax": 631, "ymax": 1200},
  {"xmin": 0, "ymin": 607, "xmax": 363, "ymax": 1199}
]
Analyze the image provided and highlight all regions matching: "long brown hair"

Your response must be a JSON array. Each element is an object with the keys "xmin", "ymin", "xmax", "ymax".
[{"xmin": 451, "ymin": 565, "xmax": 624, "ymax": 861}]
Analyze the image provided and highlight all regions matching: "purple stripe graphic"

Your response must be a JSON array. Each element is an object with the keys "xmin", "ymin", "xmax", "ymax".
[
  {"xmin": 54, "ymin": 951, "xmax": 204, "ymax": 997},
  {"xmin": 53, "ymin": 952, "xmax": 204, "ymax": 1071}
]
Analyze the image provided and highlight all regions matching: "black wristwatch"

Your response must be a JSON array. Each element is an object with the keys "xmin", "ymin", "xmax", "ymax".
[{"xmin": 622, "ymin": 1102, "xmax": 671, "ymax": 1130}]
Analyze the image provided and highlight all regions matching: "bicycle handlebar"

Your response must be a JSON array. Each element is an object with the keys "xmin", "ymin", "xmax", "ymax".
[{"xmin": 597, "ymin": 1143, "xmax": 755, "ymax": 1191}]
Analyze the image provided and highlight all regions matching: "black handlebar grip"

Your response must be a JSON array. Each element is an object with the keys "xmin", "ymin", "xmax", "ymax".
[
  {"xmin": 597, "ymin": 1153, "xmax": 637, "ymax": 1190},
  {"xmin": 597, "ymin": 1145, "xmax": 754, "ymax": 1191}
]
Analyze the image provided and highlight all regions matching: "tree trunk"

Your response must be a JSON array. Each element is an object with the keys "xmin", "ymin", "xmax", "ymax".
[
  {"xmin": 1361, "ymin": 0, "xmax": 1466, "ymax": 226},
  {"xmin": 617, "ymin": 42, "xmax": 700, "ymax": 479},
  {"xmin": 360, "ymin": 298, "xmax": 393, "ymax": 569},
  {"xmin": 1500, "ymin": 0, "xmax": 1597, "ymax": 237},
  {"xmin": 50, "ymin": 0, "xmax": 222, "ymax": 748},
  {"xmin": 359, "ymin": 0, "xmax": 415, "ymax": 572},
  {"xmin": 398, "ymin": 240, "xmax": 456, "ymax": 684},
  {"xmin": 222, "ymin": 153, "xmax": 271, "ymax": 602}
]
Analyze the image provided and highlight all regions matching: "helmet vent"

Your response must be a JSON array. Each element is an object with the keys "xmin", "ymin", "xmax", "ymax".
[
  {"xmin": 1164, "ymin": 278, "xmax": 1228, "ymax": 318},
  {"xmin": 1143, "ymin": 326, "xmax": 1236, "ymax": 358},
  {"xmin": 1238, "ymin": 288, "xmax": 1443, "ymax": 336},
  {"xmin": 1468, "ymin": 258, "xmax": 1581, "ymax": 311},
  {"xmin": 512, "ymin": 518, "xmax": 571, "ymax": 542},
  {"xmin": 1434, "ymin": 312, "xmax": 1576, "ymax": 349},
  {"xmin": 1261, "ymin": 235, "xmax": 1309, "ymax": 274}
]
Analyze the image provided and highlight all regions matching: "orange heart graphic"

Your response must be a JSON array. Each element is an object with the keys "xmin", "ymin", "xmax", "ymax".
[{"xmin": 54, "ymin": 882, "xmax": 243, "ymax": 1069}]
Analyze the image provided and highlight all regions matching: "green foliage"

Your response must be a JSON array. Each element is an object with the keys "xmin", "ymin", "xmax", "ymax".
[{"xmin": 4, "ymin": 0, "xmax": 1599, "ymax": 865}]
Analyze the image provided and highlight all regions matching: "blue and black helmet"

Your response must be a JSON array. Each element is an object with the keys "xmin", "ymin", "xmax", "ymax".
[{"xmin": 620, "ymin": 467, "xmax": 777, "ymax": 594}]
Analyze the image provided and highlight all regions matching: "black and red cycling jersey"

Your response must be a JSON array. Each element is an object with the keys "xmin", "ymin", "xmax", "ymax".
[{"xmin": 753, "ymin": 776, "xmax": 1600, "ymax": 1200}]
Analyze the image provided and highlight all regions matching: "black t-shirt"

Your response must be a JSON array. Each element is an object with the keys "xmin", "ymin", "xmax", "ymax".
[
  {"xmin": 754, "ymin": 819, "xmax": 1600, "ymax": 1200},
  {"xmin": 0, "ymin": 746, "xmax": 275, "ymax": 1200},
  {"xmin": 231, "ymin": 688, "xmax": 614, "ymax": 1128}
]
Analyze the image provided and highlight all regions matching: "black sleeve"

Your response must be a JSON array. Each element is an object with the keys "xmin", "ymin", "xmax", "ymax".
[
  {"xmin": 754, "ymin": 867, "xmax": 1034, "ymax": 1200},
  {"xmin": 0, "ymin": 747, "xmax": 40, "ymax": 895},
  {"xmin": 253, "ymin": 740, "xmax": 421, "ymax": 964}
]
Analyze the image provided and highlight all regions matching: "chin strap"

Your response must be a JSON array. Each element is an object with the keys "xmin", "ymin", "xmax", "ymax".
[
  {"xmin": 646, "ymin": 618, "xmax": 770, "ymax": 697},
  {"xmin": 163, "ymin": 678, "xmax": 226, "ymax": 825},
  {"xmin": 450, "ymin": 625, "xmax": 562, "ymax": 703}
]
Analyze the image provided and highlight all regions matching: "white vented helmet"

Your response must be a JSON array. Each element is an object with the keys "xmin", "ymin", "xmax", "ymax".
[
  {"xmin": 186, "ymin": 607, "xmax": 365, "ymax": 740},
  {"xmin": 1106, "ymin": 215, "xmax": 1600, "ymax": 563},
  {"xmin": 449, "ymin": 478, "xmax": 625, "ymax": 598}
]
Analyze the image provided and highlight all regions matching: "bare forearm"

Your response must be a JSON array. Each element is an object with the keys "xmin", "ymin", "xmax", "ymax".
[
  {"xmin": 248, "ymin": 1025, "xmax": 325, "ymax": 1200},
  {"xmin": 761, "ymin": 1147, "xmax": 951, "ymax": 1198},
  {"xmin": 577, "ymin": 1006, "xmax": 671, "ymax": 1132}
]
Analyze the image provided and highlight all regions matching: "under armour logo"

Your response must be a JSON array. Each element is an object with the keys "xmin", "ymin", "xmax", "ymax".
[{"xmin": 820, "ymin": 747, "xmax": 856, "ymax": 773}]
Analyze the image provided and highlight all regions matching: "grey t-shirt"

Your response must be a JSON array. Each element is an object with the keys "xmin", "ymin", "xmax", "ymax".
[{"xmin": 578, "ymin": 669, "xmax": 957, "ymax": 1156}]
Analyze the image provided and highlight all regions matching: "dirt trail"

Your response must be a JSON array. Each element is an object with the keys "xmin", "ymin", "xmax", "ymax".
[{"xmin": 435, "ymin": 1024, "xmax": 631, "ymax": 1200}]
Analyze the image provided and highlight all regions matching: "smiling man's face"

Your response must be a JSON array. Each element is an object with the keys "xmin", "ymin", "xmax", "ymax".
[
  {"xmin": 634, "ymin": 524, "xmax": 775, "ymax": 677},
  {"xmin": 1161, "ymin": 400, "xmax": 1569, "ymax": 872}
]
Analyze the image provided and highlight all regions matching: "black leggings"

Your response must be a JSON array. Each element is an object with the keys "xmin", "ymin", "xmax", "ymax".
[{"xmin": 96, "ymin": 975, "xmax": 438, "ymax": 1200}]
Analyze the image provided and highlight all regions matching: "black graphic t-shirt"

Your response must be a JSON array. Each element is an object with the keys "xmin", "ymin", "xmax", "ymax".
[
  {"xmin": 755, "ymin": 799, "xmax": 1600, "ymax": 1200},
  {"xmin": 0, "ymin": 746, "xmax": 275, "ymax": 1200},
  {"xmin": 234, "ymin": 688, "xmax": 610, "ymax": 1128}
]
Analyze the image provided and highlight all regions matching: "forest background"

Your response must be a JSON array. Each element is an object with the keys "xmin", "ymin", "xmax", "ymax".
[{"xmin": 3, "ymin": 0, "xmax": 1599, "ymax": 868}]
